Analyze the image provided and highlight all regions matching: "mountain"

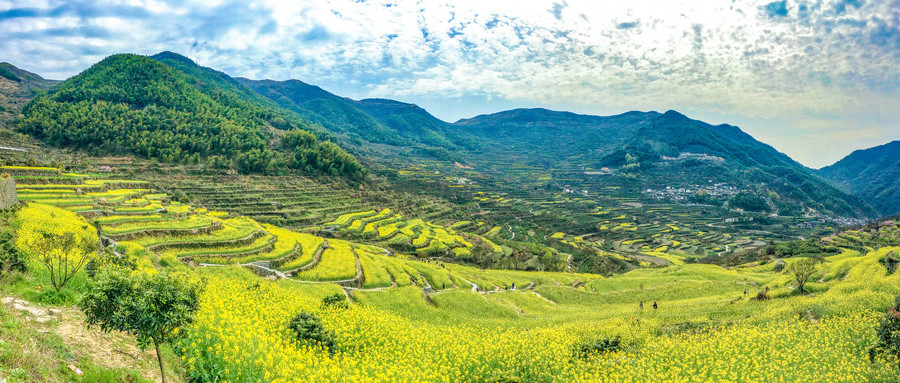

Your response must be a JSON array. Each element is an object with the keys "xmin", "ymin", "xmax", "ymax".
[
  {"xmin": 17, "ymin": 53, "xmax": 364, "ymax": 178},
  {"xmin": 450, "ymin": 108, "xmax": 875, "ymax": 218},
  {"xmin": 452, "ymin": 108, "xmax": 658, "ymax": 167},
  {"xmin": 818, "ymin": 141, "xmax": 900, "ymax": 217},
  {"xmin": 0, "ymin": 62, "xmax": 58, "ymax": 128},
  {"xmin": 238, "ymin": 79, "xmax": 473, "ymax": 154},
  {"xmin": 236, "ymin": 78, "xmax": 404, "ymax": 146},
  {"xmin": 9, "ymin": 51, "xmax": 876, "ymax": 218}
]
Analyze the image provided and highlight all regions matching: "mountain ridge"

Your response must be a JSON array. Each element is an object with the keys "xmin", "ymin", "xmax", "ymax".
[
  {"xmin": 7, "ymin": 51, "xmax": 882, "ymax": 218},
  {"xmin": 818, "ymin": 140, "xmax": 900, "ymax": 216}
]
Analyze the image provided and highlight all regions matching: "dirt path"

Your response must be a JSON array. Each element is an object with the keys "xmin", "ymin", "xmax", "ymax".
[{"xmin": 11, "ymin": 299, "xmax": 185, "ymax": 383}]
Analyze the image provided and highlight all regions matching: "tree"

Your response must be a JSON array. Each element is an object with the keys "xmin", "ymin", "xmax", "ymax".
[
  {"xmin": 787, "ymin": 257, "xmax": 819, "ymax": 294},
  {"xmin": 31, "ymin": 231, "xmax": 97, "ymax": 292},
  {"xmin": 81, "ymin": 269, "xmax": 204, "ymax": 383}
]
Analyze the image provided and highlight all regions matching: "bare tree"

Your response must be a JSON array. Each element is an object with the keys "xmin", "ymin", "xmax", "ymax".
[
  {"xmin": 787, "ymin": 257, "xmax": 819, "ymax": 294},
  {"xmin": 32, "ymin": 231, "xmax": 97, "ymax": 292}
]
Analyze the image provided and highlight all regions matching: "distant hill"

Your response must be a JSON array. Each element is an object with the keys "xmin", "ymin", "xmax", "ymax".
[
  {"xmin": 17, "ymin": 53, "xmax": 364, "ymax": 178},
  {"xmin": 450, "ymin": 108, "xmax": 875, "ymax": 218},
  {"xmin": 452, "ymin": 108, "xmax": 658, "ymax": 167},
  {"xmin": 236, "ymin": 78, "xmax": 402, "ymax": 146},
  {"xmin": 0, "ymin": 62, "xmax": 58, "ymax": 127},
  {"xmin": 8, "ymin": 51, "xmax": 878, "ymax": 218},
  {"xmin": 818, "ymin": 141, "xmax": 900, "ymax": 217},
  {"xmin": 239, "ymin": 79, "xmax": 473, "ymax": 156}
]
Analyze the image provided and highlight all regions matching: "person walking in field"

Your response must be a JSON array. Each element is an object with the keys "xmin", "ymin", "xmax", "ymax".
[
  {"xmin": 639, "ymin": 301, "xmax": 643, "ymax": 309},
  {"xmin": 652, "ymin": 302, "xmax": 658, "ymax": 310}
]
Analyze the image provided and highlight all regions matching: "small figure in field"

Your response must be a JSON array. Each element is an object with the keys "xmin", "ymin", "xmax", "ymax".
[
  {"xmin": 639, "ymin": 301, "xmax": 643, "ymax": 309},
  {"xmin": 765, "ymin": 286, "xmax": 770, "ymax": 293},
  {"xmin": 744, "ymin": 289, "xmax": 748, "ymax": 295},
  {"xmin": 652, "ymin": 302, "xmax": 658, "ymax": 310}
]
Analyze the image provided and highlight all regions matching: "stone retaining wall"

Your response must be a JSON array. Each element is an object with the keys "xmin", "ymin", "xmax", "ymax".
[{"xmin": 0, "ymin": 178, "xmax": 17, "ymax": 210}]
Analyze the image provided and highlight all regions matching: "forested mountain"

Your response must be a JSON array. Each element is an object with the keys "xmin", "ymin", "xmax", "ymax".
[
  {"xmin": 239, "ymin": 79, "xmax": 472, "ymax": 153},
  {"xmin": 7, "ymin": 51, "xmax": 878, "ymax": 218},
  {"xmin": 0, "ymin": 62, "xmax": 58, "ymax": 128},
  {"xmin": 818, "ymin": 141, "xmax": 900, "ymax": 216},
  {"xmin": 350, "ymin": 98, "xmax": 470, "ymax": 150},
  {"xmin": 451, "ymin": 108, "xmax": 875, "ymax": 218},
  {"xmin": 236, "ymin": 78, "xmax": 402, "ymax": 146},
  {"xmin": 17, "ymin": 54, "xmax": 365, "ymax": 178}
]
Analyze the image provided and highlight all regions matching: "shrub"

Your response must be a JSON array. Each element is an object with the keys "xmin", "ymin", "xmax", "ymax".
[
  {"xmin": 321, "ymin": 293, "xmax": 349, "ymax": 309},
  {"xmin": 0, "ymin": 230, "xmax": 25, "ymax": 275},
  {"xmin": 773, "ymin": 259, "xmax": 786, "ymax": 272},
  {"xmin": 869, "ymin": 295, "xmax": 900, "ymax": 366},
  {"xmin": 575, "ymin": 337, "xmax": 621, "ymax": 359},
  {"xmin": 882, "ymin": 251, "xmax": 899, "ymax": 274},
  {"xmin": 172, "ymin": 190, "xmax": 189, "ymax": 204},
  {"xmin": 288, "ymin": 312, "xmax": 336, "ymax": 353}
]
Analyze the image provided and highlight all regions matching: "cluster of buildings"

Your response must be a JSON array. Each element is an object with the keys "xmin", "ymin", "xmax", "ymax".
[
  {"xmin": 795, "ymin": 217, "xmax": 869, "ymax": 229},
  {"xmin": 642, "ymin": 183, "xmax": 738, "ymax": 202},
  {"xmin": 561, "ymin": 185, "xmax": 589, "ymax": 196}
]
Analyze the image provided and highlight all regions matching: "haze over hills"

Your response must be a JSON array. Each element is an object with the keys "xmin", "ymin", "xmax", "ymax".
[
  {"xmin": 0, "ymin": 51, "xmax": 884, "ymax": 219},
  {"xmin": 818, "ymin": 141, "xmax": 900, "ymax": 217}
]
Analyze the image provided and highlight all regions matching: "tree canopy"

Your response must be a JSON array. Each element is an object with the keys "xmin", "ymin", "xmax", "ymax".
[{"xmin": 19, "ymin": 54, "xmax": 366, "ymax": 179}]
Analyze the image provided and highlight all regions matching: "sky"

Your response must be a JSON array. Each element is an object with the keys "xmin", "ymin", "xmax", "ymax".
[{"xmin": 1, "ymin": 0, "xmax": 898, "ymax": 168}]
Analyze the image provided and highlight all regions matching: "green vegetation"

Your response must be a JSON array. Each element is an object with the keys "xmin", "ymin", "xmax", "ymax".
[
  {"xmin": 81, "ymin": 268, "xmax": 203, "ymax": 383},
  {"xmin": 818, "ymin": 140, "xmax": 900, "ymax": 216},
  {"xmin": 18, "ymin": 54, "xmax": 365, "ymax": 178},
  {"xmin": 288, "ymin": 312, "xmax": 337, "ymax": 354},
  {"xmin": 870, "ymin": 294, "xmax": 900, "ymax": 365}
]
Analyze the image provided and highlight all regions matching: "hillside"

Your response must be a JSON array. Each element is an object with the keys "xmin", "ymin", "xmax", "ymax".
[
  {"xmin": 449, "ymin": 108, "xmax": 875, "ymax": 218},
  {"xmin": 240, "ymin": 79, "xmax": 474, "ymax": 159},
  {"xmin": 16, "ymin": 53, "xmax": 365, "ymax": 178},
  {"xmin": 0, "ymin": 62, "xmax": 58, "ymax": 128},
  {"xmin": 236, "ymin": 78, "xmax": 402, "ymax": 146},
  {"xmin": 818, "ymin": 140, "xmax": 900, "ymax": 217},
  {"xmin": 165, "ymin": 53, "xmax": 874, "ymax": 219}
]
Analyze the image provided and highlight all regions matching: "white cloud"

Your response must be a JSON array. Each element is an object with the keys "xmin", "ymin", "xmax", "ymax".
[{"xmin": 0, "ymin": 0, "xmax": 897, "ymax": 166}]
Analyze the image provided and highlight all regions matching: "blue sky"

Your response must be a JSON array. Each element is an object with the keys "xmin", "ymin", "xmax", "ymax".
[{"xmin": 1, "ymin": 0, "xmax": 897, "ymax": 167}]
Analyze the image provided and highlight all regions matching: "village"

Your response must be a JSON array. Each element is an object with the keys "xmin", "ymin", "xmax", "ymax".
[{"xmin": 642, "ymin": 183, "xmax": 739, "ymax": 202}]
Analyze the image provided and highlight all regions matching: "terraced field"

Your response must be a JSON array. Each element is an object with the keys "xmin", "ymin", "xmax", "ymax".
[
  {"xmin": 8, "ymin": 164, "xmax": 900, "ymax": 383},
  {"xmin": 8, "ymin": 167, "xmax": 582, "ymax": 291}
]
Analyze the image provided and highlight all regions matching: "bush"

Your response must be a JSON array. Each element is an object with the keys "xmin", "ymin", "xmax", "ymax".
[
  {"xmin": 172, "ymin": 190, "xmax": 189, "ymax": 204},
  {"xmin": 321, "ymin": 293, "xmax": 349, "ymax": 309},
  {"xmin": 773, "ymin": 259, "xmax": 786, "ymax": 272},
  {"xmin": 869, "ymin": 295, "xmax": 900, "ymax": 366},
  {"xmin": 882, "ymin": 251, "xmax": 899, "ymax": 274},
  {"xmin": 575, "ymin": 337, "xmax": 621, "ymax": 359},
  {"xmin": 0, "ymin": 230, "xmax": 25, "ymax": 275},
  {"xmin": 288, "ymin": 312, "xmax": 336, "ymax": 353}
]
